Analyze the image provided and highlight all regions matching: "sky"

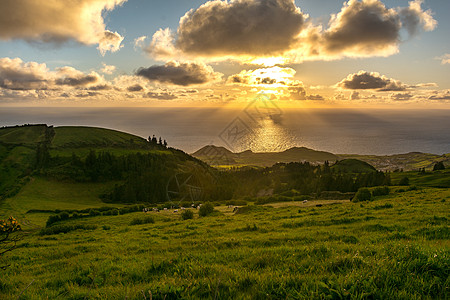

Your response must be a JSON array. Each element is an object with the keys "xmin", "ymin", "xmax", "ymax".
[{"xmin": 0, "ymin": 0, "xmax": 449, "ymax": 108}]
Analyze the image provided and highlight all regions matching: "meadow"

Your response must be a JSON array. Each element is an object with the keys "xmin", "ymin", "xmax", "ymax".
[{"xmin": 1, "ymin": 187, "xmax": 448, "ymax": 299}]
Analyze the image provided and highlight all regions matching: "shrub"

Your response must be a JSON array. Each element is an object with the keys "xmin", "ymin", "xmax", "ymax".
[
  {"xmin": 129, "ymin": 216, "xmax": 155, "ymax": 226},
  {"xmin": 40, "ymin": 224, "xmax": 97, "ymax": 235},
  {"xmin": 433, "ymin": 161, "xmax": 445, "ymax": 171},
  {"xmin": 353, "ymin": 188, "xmax": 372, "ymax": 202},
  {"xmin": 399, "ymin": 176, "xmax": 410, "ymax": 186},
  {"xmin": 199, "ymin": 203, "xmax": 214, "ymax": 217},
  {"xmin": 372, "ymin": 186, "xmax": 390, "ymax": 197},
  {"xmin": 46, "ymin": 215, "xmax": 61, "ymax": 227},
  {"xmin": 59, "ymin": 211, "xmax": 70, "ymax": 220},
  {"xmin": 102, "ymin": 225, "xmax": 111, "ymax": 230},
  {"xmin": 89, "ymin": 209, "xmax": 101, "ymax": 217},
  {"xmin": 181, "ymin": 209, "xmax": 194, "ymax": 220}
]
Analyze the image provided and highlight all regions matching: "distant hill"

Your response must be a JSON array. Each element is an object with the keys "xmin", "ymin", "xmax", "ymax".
[
  {"xmin": 331, "ymin": 159, "xmax": 377, "ymax": 173},
  {"xmin": 192, "ymin": 145, "xmax": 338, "ymax": 167},
  {"xmin": 338, "ymin": 152, "xmax": 450, "ymax": 171}
]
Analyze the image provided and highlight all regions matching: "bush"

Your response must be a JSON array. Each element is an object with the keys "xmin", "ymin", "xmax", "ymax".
[
  {"xmin": 46, "ymin": 215, "xmax": 61, "ymax": 227},
  {"xmin": 199, "ymin": 203, "xmax": 214, "ymax": 217},
  {"xmin": 181, "ymin": 209, "xmax": 194, "ymax": 220},
  {"xmin": 372, "ymin": 186, "xmax": 390, "ymax": 197},
  {"xmin": 433, "ymin": 161, "xmax": 445, "ymax": 171},
  {"xmin": 399, "ymin": 176, "xmax": 410, "ymax": 186},
  {"xmin": 59, "ymin": 211, "xmax": 70, "ymax": 220},
  {"xmin": 40, "ymin": 224, "xmax": 97, "ymax": 235},
  {"xmin": 89, "ymin": 209, "xmax": 101, "ymax": 217},
  {"xmin": 129, "ymin": 216, "xmax": 155, "ymax": 226},
  {"xmin": 353, "ymin": 188, "xmax": 372, "ymax": 202}
]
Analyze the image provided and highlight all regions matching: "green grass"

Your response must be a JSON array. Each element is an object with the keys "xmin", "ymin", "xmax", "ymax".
[
  {"xmin": 1, "ymin": 188, "xmax": 448, "ymax": 299},
  {"xmin": 49, "ymin": 147, "xmax": 172, "ymax": 158},
  {"xmin": 391, "ymin": 168, "xmax": 450, "ymax": 188},
  {"xmin": 52, "ymin": 126, "xmax": 148, "ymax": 148},
  {"xmin": 0, "ymin": 177, "xmax": 117, "ymax": 225},
  {"xmin": 0, "ymin": 125, "xmax": 47, "ymax": 146}
]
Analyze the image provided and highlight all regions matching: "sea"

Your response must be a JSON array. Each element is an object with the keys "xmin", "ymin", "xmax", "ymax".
[{"xmin": 1, "ymin": 107, "xmax": 449, "ymax": 155}]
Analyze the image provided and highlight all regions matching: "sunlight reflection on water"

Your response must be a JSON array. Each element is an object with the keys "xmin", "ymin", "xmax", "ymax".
[{"xmin": 237, "ymin": 117, "xmax": 296, "ymax": 152}]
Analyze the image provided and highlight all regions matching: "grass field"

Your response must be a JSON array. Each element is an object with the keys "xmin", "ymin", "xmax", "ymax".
[
  {"xmin": 0, "ymin": 178, "xmax": 118, "ymax": 226},
  {"xmin": 1, "ymin": 188, "xmax": 448, "ymax": 299}
]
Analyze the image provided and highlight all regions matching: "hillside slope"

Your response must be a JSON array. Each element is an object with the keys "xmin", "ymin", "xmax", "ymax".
[{"xmin": 0, "ymin": 124, "xmax": 213, "ymax": 219}]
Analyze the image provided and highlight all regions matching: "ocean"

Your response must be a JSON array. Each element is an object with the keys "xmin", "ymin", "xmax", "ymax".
[{"xmin": 1, "ymin": 107, "xmax": 449, "ymax": 155}]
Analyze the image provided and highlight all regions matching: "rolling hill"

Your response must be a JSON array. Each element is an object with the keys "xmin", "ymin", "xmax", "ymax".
[{"xmin": 0, "ymin": 124, "xmax": 213, "ymax": 221}]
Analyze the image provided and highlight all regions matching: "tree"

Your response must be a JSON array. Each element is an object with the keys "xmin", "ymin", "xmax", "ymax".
[
  {"xmin": 0, "ymin": 216, "xmax": 21, "ymax": 270},
  {"xmin": 433, "ymin": 162, "xmax": 445, "ymax": 171}
]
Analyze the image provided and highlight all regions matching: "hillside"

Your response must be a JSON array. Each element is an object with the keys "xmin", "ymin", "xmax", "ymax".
[
  {"xmin": 192, "ymin": 145, "xmax": 338, "ymax": 167},
  {"xmin": 331, "ymin": 159, "xmax": 377, "ymax": 173},
  {"xmin": 192, "ymin": 144, "xmax": 450, "ymax": 171},
  {"xmin": 0, "ymin": 124, "xmax": 214, "ymax": 219}
]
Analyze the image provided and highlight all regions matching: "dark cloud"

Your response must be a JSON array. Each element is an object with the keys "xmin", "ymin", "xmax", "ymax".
[
  {"xmin": 390, "ymin": 92, "xmax": 413, "ymax": 101},
  {"xmin": 428, "ymin": 91, "xmax": 450, "ymax": 101},
  {"xmin": 0, "ymin": 0, "xmax": 126, "ymax": 55},
  {"xmin": 56, "ymin": 74, "xmax": 99, "ymax": 87},
  {"xmin": 146, "ymin": 91, "xmax": 177, "ymax": 100},
  {"xmin": 0, "ymin": 57, "xmax": 49, "ymax": 90},
  {"xmin": 127, "ymin": 84, "xmax": 144, "ymax": 92},
  {"xmin": 149, "ymin": 0, "xmax": 304, "ymax": 58},
  {"xmin": 337, "ymin": 71, "xmax": 406, "ymax": 91},
  {"xmin": 147, "ymin": 0, "xmax": 436, "ymax": 62},
  {"xmin": 136, "ymin": 61, "xmax": 222, "ymax": 86},
  {"xmin": 323, "ymin": 0, "xmax": 400, "ymax": 54},
  {"xmin": 399, "ymin": 0, "xmax": 437, "ymax": 37},
  {"xmin": 88, "ymin": 84, "xmax": 111, "ymax": 91},
  {"xmin": 306, "ymin": 94, "xmax": 324, "ymax": 100}
]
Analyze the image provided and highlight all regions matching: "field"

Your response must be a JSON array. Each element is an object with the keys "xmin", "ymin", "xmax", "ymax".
[{"xmin": 1, "ymin": 188, "xmax": 449, "ymax": 299}]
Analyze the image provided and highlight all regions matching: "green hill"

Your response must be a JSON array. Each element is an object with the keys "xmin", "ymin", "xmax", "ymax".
[
  {"xmin": 331, "ymin": 159, "xmax": 377, "ymax": 173},
  {"xmin": 0, "ymin": 124, "xmax": 213, "ymax": 222}
]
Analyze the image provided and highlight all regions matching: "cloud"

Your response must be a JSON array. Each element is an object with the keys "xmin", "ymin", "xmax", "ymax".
[
  {"xmin": 390, "ymin": 92, "xmax": 413, "ymax": 101},
  {"xmin": 0, "ymin": 0, "xmax": 126, "ymax": 55},
  {"xmin": 145, "ymin": 0, "xmax": 436, "ymax": 64},
  {"xmin": 146, "ymin": 90, "xmax": 178, "ymax": 100},
  {"xmin": 97, "ymin": 31, "xmax": 124, "ymax": 56},
  {"xmin": 306, "ymin": 94, "xmax": 324, "ymax": 100},
  {"xmin": 146, "ymin": 0, "xmax": 305, "ymax": 61},
  {"xmin": 127, "ymin": 84, "xmax": 144, "ymax": 92},
  {"xmin": 399, "ymin": 0, "xmax": 437, "ymax": 37},
  {"xmin": 337, "ymin": 71, "xmax": 406, "ymax": 91},
  {"xmin": 55, "ymin": 67, "xmax": 101, "ymax": 87},
  {"xmin": 0, "ymin": 57, "xmax": 105, "ymax": 92},
  {"xmin": 436, "ymin": 54, "xmax": 450, "ymax": 65},
  {"xmin": 428, "ymin": 90, "xmax": 450, "ymax": 101},
  {"xmin": 319, "ymin": 0, "xmax": 401, "ymax": 57},
  {"xmin": 136, "ymin": 61, "xmax": 223, "ymax": 86},
  {"xmin": 100, "ymin": 63, "xmax": 116, "ymax": 75},
  {"xmin": 227, "ymin": 67, "xmax": 296, "ymax": 86},
  {"xmin": 134, "ymin": 36, "xmax": 147, "ymax": 51},
  {"xmin": 0, "ymin": 57, "xmax": 50, "ymax": 90},
  {"xmin": 176, "ymin": 0, "xmax": 304, "ymax": 56}
]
